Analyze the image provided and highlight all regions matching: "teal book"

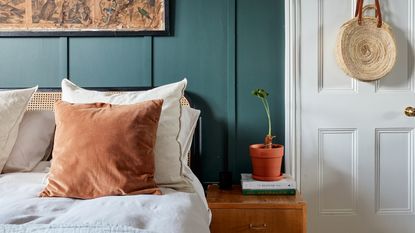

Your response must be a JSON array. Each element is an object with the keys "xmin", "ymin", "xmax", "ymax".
[{"xmin": 242, "ymin": 189, "xmax": 296, "ymax": 195}]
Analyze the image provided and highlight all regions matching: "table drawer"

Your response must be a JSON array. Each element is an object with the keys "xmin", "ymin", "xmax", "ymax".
[{"xmin": 210, "ymin": 208, "xmax": 305, "ymax": 233}]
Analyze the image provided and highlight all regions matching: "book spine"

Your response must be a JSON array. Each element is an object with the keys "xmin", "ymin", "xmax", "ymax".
[
  {"xmin": 242, "ymin": 189, "xmax": 296, "ymax": 195},
  {"xmin": 242, "ymin": 183, "xmax": 296, "ymax": 190}
]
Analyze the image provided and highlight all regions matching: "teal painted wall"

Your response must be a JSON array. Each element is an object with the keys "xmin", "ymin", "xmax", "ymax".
[{"xmin": 0, "ymin": 0, "xmax": 285, "ymax": 184}]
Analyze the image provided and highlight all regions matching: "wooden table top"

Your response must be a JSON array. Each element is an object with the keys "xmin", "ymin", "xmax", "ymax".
[{"xmin": 207, "ymin": 185, "xmax": 306, "ymax": 209}]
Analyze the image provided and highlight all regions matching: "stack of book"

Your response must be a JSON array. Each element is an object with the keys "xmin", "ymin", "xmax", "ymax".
[{"xmin": 241, "ymin": 173, "xmax": 297, "ymax": 195}]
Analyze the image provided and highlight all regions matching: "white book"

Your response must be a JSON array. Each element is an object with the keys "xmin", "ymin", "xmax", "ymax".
[{"xmin": 241, "ymin": 173, "xmax": 296, "ymax": 190}]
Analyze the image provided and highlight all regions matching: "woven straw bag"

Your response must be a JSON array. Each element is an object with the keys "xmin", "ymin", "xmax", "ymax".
[{"xmin": 336, "ymin": 0, "xmax": 397, "ymax": 81}]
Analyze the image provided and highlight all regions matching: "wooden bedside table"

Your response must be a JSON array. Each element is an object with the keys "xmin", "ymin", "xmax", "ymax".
[{"xmin": 207, "ymin": 185, "xmax": 306, "ymax": 233}]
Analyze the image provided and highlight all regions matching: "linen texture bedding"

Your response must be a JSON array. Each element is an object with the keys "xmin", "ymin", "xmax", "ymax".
[
  {"xmin": 0, "ymin": 172, "xmax": 210, "ymax": 233},
  {"xmin": 0, "ymin": 224, "xmax": 156, "ymax": 233}
]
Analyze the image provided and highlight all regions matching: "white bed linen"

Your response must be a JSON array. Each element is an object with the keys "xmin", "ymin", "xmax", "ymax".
[{"xmin": 0, "ymin": 172, "xmax": 210, "ymax": 233}]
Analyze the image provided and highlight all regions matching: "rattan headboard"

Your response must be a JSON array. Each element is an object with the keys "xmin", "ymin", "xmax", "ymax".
[
  {"xmin": 27, "ymin": 91, "xmax": 190, "ymax": 111},
  {"xmin": 27, "ymin": 90, "xmax": 193, "ymax": 166}
]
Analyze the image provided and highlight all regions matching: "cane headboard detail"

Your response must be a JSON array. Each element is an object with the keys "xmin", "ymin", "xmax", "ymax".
[{"xmin": 27, "ymin": 91, "xmax": 190, "ymax": 111}]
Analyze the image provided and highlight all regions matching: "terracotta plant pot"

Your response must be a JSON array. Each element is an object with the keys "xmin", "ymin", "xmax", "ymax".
[{"xmin": 249, "ymin": 144, "xmax": 284, "ymax": 181}]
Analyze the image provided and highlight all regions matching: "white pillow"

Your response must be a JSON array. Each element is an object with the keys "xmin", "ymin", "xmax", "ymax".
[
  {"xmin": 3, "ymin": 111, "xmax": 55, "ymax": 173},
  {"xmin": 0, "ymin": 87, "xmax": 37, "ymax": 173},
  {"xmin": 178, "ymin": 107, "xmax": 201, "ymax": 167},
  {"xmin": 61, "ymin": 79, "xmax": 191, "ymax": 191}
]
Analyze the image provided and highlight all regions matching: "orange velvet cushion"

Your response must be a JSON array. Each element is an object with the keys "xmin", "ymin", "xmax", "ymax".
[{"xmin": 40, "ymin": 100, "xmax": 163, "ymax": 199}]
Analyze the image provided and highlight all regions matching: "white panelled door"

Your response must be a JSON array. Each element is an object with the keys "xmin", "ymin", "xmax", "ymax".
[{"xmin": 300, "ymin": 0, "xmax": 415, "ymax": 232}]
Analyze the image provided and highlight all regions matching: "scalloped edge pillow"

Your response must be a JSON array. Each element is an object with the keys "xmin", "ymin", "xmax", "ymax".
[
  {"xmin": 61, "ymin": 79, "xmax": 192, "ymax": 191},
  {"xmin": 0, "ymin": 87, "xmax": 37, "ymax": 173}
]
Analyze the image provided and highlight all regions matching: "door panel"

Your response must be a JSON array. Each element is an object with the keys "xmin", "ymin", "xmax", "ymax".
[
  {"xmin": 320, "ymin": 0, "xmax": 357, "ymax": 92},
  {"xmin": 318, "ymin": 129, "xmax": 357, "ymax": 215},
  {"xmin": 300, "ymin": 0, "xmax": 415, "ymax": 232},
  {"xmin": 375, "ymin": 129, "xmax": 413, "ymax": 214},
  {"xmin": 376, "ymin": 0, "xmax": 411, "ymax": 91}
]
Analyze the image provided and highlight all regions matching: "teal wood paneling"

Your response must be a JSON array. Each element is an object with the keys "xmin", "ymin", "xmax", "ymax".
[
  {"xmin": 227, "ymin": 0, "xmax": 237, "ymax": 180},
  {"xmin": 153, "ymin": 0, "xmax": 230, "ymax": 182},
  {"xmin": 0, "ymin": 38, "xmax": 66, "ymax": 87},
  {"xmin": 68, "ymin": 37, "xmax": 152, "ymax": 87},
  {"xmin": 0, "ymin": 0, "xmax": 285, "ymax": 184},
  {"xmin": 235, "ymin": 0, "xmax": 285, "ymax": 180}
]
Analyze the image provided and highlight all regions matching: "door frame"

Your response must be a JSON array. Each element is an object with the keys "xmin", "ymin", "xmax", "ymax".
[{"xmin": 284, "ymin": 0, "xmax": 302, "ymax": 189}]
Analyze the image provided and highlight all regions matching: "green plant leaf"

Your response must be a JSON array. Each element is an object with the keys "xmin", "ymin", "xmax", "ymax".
[
  {"xmin": 258, "ymin": 89, "xmax": 269, "ymax": 97},
  {"xmin": 252, "ymin": 88, "xmax": 269, "ymax": 98}
]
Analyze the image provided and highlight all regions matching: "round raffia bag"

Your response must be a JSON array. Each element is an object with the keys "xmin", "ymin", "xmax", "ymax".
[{"xmin": 336, "ymin": 0, "xmax": 397, "ymax": 81}]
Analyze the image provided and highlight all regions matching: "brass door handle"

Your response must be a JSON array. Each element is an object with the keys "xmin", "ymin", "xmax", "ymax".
[{"xmin": 405, "ymin": 106, "xmax": 415, "ymax": 117}]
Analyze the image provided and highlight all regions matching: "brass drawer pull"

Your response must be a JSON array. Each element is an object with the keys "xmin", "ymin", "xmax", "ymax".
[{"xmin": 249, "ymin": 223, "xmax": 267, "ymax": 230}]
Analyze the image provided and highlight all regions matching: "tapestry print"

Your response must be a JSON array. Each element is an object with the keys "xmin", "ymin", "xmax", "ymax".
[{"xmin": 0, "ymin": 0, "xmax": 168, "ymax": 35}]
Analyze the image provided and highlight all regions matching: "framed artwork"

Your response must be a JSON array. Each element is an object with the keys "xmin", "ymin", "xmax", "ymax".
[{"xmin": 0, "ymin": 0, "xmax": 170, "ymax": 36}]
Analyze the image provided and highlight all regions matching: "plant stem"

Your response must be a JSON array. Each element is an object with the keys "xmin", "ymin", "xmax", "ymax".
[{"xmin": 261, "ymin": 97, "xmax": 272, "ymax": 136}]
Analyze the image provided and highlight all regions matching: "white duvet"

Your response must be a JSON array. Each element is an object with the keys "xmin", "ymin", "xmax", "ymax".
[{"xmin": 0, "ymin": 171, "xmax": 211, "ymax": 233}]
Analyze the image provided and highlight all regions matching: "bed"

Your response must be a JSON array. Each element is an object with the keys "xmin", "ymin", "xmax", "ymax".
[{"xmin": 0, "ymin": 85, "xmax": 211, "ymax": 233}]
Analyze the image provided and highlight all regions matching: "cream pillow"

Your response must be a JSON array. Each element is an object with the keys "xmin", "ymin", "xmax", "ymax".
[
  {"xmin": 0, "ymin": 87, "xmax": 37, "ymax": 173},
  {"xmin": 61, "ymin": 79, "xmax": 192, "ymax": 191},
  {"xmin": 179, "ymin": 107, "xmax": 201, "ymax": 169},
  {"xmin": 3, "ymin": 111, "xmax": 55, "ymax": 173}
]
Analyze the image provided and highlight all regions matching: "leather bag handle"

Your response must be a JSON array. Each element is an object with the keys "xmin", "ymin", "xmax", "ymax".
[{"xmin": 355, "ymin": 0, "xmax": 383, "ymax": 28}]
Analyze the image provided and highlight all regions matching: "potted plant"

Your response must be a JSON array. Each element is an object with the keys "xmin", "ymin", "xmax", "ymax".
[{"xmin": 250, "ymin": 89, "xmax": 284, "ymax": 181}]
